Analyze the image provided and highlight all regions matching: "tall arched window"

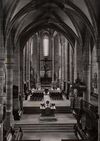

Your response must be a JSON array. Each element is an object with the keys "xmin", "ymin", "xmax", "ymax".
[{"xmin": 43, "ymin": 35, "xmax": 49, "ymax": 57}]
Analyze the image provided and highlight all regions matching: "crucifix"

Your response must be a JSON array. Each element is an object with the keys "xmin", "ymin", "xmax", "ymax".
[{"xmin": 41, "ymin": 57, "xmax": 52, "ymax": 78}]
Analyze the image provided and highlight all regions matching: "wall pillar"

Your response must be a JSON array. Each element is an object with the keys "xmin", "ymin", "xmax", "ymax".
[
  {"xmin": 13, "ymin": 47, "xmax": 20, "ymax": 117},
  {"xmin": 19, "ymin": 49, "xmax": 23, "ymax": 110},
  {"xmin": 62, "ymin": 38, "xmax": 65, "ymax": 89},
  {"xmin": 0, "ymin": 60, "xmax": 4, "ymax": 141},
  {"xmin": 5, "ymin": 37, "xmax": 14, "ymax": 129},
  {"xmin": 58, "ymin": 36, "xmax": 61, "ymax": 87},
  {"xmin": 74, "ymin": 40, "xmax": 77, "ymax": 82},
  {"xmin": 70, "ymin": 45, "xmax": 72, "ymax": 83},
  {"xmin": 65, "ymin": 40, "xmax": 68, "ymax": 91},
  {"xmin": 67, "ymin": 42, "xmax": 70, "ymax": 82},
  {"xmin": 0, "ymin": 2, "xmax": 5, "ymax": 140},
  {"xmin": 83, "ymin": 32, "xmax": 91, "ymax": 102},
  {"xmin": 36, "ymin": 34, "xmax": 40, "ymax": 88},
  {"xmin": 98, "ymin": 61, "xmax": 100, "ymax": 141},
  {"xmin": 96, "ymin": 37, "xmax": 100, "ymax": 141},
  {"xmin": 52, "ymin": 37, "xmax": 55, "ymax": 85},
  {"xmin": 26, "ymin": 42, "xmax": 30, "ymax": 89}
]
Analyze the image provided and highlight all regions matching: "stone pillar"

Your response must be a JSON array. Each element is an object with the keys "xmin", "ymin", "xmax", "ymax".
[
  {"xmin": 65, "ymin": 40, "xmax": 68, "ymax": 91},
  {"xmin": 58, "ymin": 36, "xmax": 61, "ymax": 87},
  {"xmin": 87, "ymin": 43, "xmax": 92, "ymax": 102},
  {"xmin": 0, "ymin": 2, "xmax": 5, "ymax": 140},
  {"xmin": 26, "ymin": 42, "xmax": 30, "ymax": 89},
  {"xmin": 74, "ymin": 40, "xmax": 77, "ymax": 82},
  {"xmin": 0, "ymin": 60, "xmax": 4, "ymax": 141},
  {"xmin": 83, "ymin": 32, "xmax": 91, "ymax": 102},
  {"xmin": 70, "ymin": 45, "xmax": 72, "ymax": 83},
  {"xmin": 98, "ymin": 62, "xmax": 100, "ymax": 141},
  {"xmin": 13, "ymin": 47, "xmax": 20, "ymax": 116},
  {"xmin": 5, "ymin": 36, "xmax": 14, "ymax": 129},
  {"xmin": 19, "ymin": 49, "xmax": 23, "ymax": 110},
  {"xmin": 28, "ymin": 39, "xmax": 31, "ymax": 89},
  {"xmin": 32, "ymin": 35, "xmax": 37, "ymax": 85},
  {"xmin": 62, "ymin": 38, "xmax": 65, "ymax": 82},
  {"xmin": 67, "ymin": 42, "xmax": 70, "ymax": 81},
  {"xmin": 61, "ymin": 38, "xmax": 66, "ymax": 90},
  {"xmin": 52, "ymin": 36, "xmax": 55, "ymax": 85},
  {"xmin": 61, "ymin": 39, "xmax": 63, "ymax": 83},
  {"xmin": 23, "ymin": 47, "xmax": 26, "ymax": 83},
  {"xmin": 36, "ymin": 34, "xmax": 40, "ymax": 88},
  {"xmin": 96, "ymin": 38, "xmax": 100, "ymax": 141}
]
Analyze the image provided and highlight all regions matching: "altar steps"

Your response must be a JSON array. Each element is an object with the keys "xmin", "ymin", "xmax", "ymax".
[
  {"xmin": 15, "ymin": 140, "xmax": 79, "ymax": 141},
  {"xmin": 14, "ymin": 123, "xmax": 75, "ymax": 133},
  {"xmin": 23, "ymin": 106, "xmax": 71, "ymax": 114}
]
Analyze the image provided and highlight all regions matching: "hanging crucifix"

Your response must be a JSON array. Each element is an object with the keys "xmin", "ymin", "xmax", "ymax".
[{"xmin": 41, "ymin": 57, "xmax": 52, "ymax": 78}]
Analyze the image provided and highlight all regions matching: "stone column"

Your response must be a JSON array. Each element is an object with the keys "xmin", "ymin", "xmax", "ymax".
[
  {"xmin": 65, "ymin": 40, "xmax": 68, "ymax": 91},
  {"xmin": 26, "ymin": 42, "xmax": 30, "ymax": 89},
  {"xmin": 87, "ymin": 43, "xmax": 92, "ymax": 102},
  {"xmin": 28, "ymin": 39, "xmax": 31, "ymax": 89},
  {"xmin": 52, "ymin": 36, "xmax": 55, "ymax": 85},
  {"xmin": 0, "ymin": 60, "xmax": 4, "ymax": 141},
  {"xmin": 23, "ymin": 46, "xmax": 26, "ymax": 83},
  {"xmin": 13, "ymin": 47, "xmax": 20, "ymax": 117},
  {"xmin": 19, "ymin": 49, "xmax": 23, "ymax": 110},
  {"xmin": 62, "ymin": 38, "xmax": 65, "ymax": 84},
  {"xmin": 61, "ymin": 38, "xmax": 66, "ymax": 90},
  {"xmin": 36, "ymin": 34, "xmax": 40, "ymax": 88},
  {"xmin": 5, "ymin": 36, "xmax": 14, "ymax": 129},
  {"xmin": 0, "ymin": 2, "xmax": 5, "ymax": 140},
  {"xmin": 58, "ymin": 36, "xmax": 61, "ymax": 87},
  {"xmin": 96, "ymin": 37, "xmax": 100, "ymax": 141},
  {"xmin": 98, "ymin": 62, "xmax": 100, "ymax": 141},
  {"xmin": 70, "ymin": 45, "xmax": 72, "ymax": 83},
  {"xmin": 32, "ymin": 35, "xmax": 37, "ymax": 85},
  {"xmin": 61, "ymin": 39, "xmax": 63, "ymax": 83},
  {"xmin": 74, "ymin": 40, "xmax": 77, "ymax": 82},
  {"xmin": 67, "ymin": 42, "xmax": 70, "ymax": 81},
  {"xmin": 83, "ymin": 32, "xmax": 91, "ymax": 102}
]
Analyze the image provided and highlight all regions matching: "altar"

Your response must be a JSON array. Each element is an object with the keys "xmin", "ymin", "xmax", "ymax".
[{"xmin": 40, "ymin": 99, "xmax": 57, "ymax": 121}]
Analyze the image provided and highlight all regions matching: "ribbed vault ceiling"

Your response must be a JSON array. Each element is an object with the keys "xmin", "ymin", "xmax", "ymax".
[{"xmin": 3, "ymin": 0, "xmax": 99, "ymax": 48}]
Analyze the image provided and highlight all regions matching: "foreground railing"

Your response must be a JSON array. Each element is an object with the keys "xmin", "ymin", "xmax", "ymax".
[{"xmin": 72, "ymin": 99, "xmax": 98, "ymax": 141}]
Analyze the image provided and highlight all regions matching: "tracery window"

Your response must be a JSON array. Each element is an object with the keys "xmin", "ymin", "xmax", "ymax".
[{"xmin": 43, "ymin": 35, "xmax": 49, "ymax": 57}]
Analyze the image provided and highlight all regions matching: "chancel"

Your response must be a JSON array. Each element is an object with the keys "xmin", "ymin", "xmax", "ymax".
[{"xmin": 0, "ymin": 1, "xmax": 100, "ymax": 141}]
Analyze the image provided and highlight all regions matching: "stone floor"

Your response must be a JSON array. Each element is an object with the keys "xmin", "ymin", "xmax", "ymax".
[
  {"xmin": 15, "ymin": 113, "xmax": 77, "ymax": 141},
  {"xmin": 16, "ymin": 95, "xmax": 77, "ymax": 141},
  {"xmin": 15, "ymin": 114, "xmax": 76, "ymax": 124},
  {"xmin": 22, "ymin": 132, "xmax": 77, "ymax": 141}
]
